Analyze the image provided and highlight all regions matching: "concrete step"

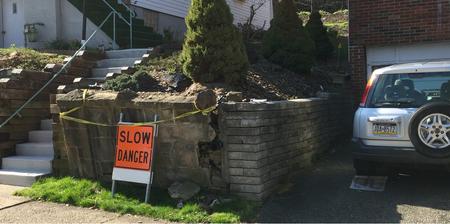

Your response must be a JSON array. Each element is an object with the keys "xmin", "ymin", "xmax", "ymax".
[
  {"xmin": 2, "ymin": 156, "xmax": 52, "ymax": 173},
  {"xmin": 0, "ymin": 169, "xmax": 50, "ymax": 187},
  {"xmin": 73, "ymin": 77, "xmax": 106, "ymax": 89},
  {"xmin": 16, "ymin": 143, "xmax": 54, "ymax": 157},
  {"xmin": 105, "ymin": 48, "xmax": 150, "ymax": 59},
  {"xmin": 74, "ymin": 76, "xmax": 106, "ymax": 85},
  {"xmin": 29, "ymin": 130, "xmax": 53, "ymax": 143},
  {"xmin": 91, "ymin": 67, "xmax": 125, "ymax": 78},
  {"xmin": 40, "ymin": 119, "xmax": 52, "ymax": 131},
  {"xmin": 96, "ymin": 58, "xmax": 140, "ymax": 68}
]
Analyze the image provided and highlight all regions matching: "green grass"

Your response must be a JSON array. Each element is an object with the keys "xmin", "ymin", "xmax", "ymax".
[
  {"xmin": 0, "ymin": 47, "xmax": 66, "ymax": 71},
  {"xmin": 15, "ymin": 177, "xmax": 259, "ymax": 223},
  {"xmin": 137, "ymin": 51, "xmax": 182, "ymax": 75}
]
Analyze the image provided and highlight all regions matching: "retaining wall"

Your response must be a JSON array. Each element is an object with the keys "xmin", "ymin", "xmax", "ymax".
[
  {"xmin": 52, "ymin": 90, "xmax": 353, "ymax": 201},
  {"xmin": 0, "ymin": 69, "xmax": 75, "ymax": 161},
  {"xmin": 52, "ymin": 91, "xmax": 224, "ymax": 189},
  {"xmin": 0, "ymin": 50, "xmax": 103, "ymax": 164},
  {"xmin": 219, "ymin": 94, "xmax": 353, "ymax": 200}
]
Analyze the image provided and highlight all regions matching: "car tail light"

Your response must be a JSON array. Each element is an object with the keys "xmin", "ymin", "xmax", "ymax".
[{"xmin": 360, "ymin": 75, "xmax": 377, "ymax": 107}]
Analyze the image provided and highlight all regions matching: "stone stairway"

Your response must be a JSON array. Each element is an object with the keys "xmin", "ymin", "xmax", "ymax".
[
  {"xmin": 0, "ymin": 119, "xmax": 53, "ymax": 186},
  {"xmin": 73, "ymin": 48, "xmax": 151, "ymax": 88}
]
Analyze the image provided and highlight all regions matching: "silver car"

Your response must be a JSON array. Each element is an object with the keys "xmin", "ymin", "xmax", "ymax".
[{"xmin": 353, "ymin": 61, "xmax": 450, "ymax": 175}]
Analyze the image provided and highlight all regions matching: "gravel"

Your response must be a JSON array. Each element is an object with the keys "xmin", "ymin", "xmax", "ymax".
[{"xmin": 259, "ymin": 142, "xmax": 450, "ymax": 223}]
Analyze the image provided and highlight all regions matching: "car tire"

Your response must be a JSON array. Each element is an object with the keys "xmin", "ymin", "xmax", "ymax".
[{"xmin": 409, "ymin": 102, "xmax": 450, "ymax": 158}]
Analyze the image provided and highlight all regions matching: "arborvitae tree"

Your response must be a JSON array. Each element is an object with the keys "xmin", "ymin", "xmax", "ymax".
[
  {"xmin": 306, "ymin": 11, "xmax": 334, "ymax": 60},
  {"xmin": 181, "ymin": 0, "xmax": 249, "ymax": 84},
  {"xmin": 262, "ymin": 0, "xmax": 315, "ymax": 74}
]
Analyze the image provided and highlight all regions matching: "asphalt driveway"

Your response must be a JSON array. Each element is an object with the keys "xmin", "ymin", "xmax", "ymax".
[{"xmin": 259, "ymin": 142, "xmax": 450, "ymax": 223}]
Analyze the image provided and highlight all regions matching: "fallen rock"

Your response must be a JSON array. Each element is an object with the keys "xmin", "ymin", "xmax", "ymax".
[
  {"xmin": 168, "ymin": 181, "xmax": 200, "ymax": 201},
  {"xmin": 226, "ymin": 91, "xmax": 243, "ymax": 102},
  {"xmin": 195, "ymin": 89, "xmax": 217, "ymax": 110},
  {"xmin": 117, "ymin": 89, "xmax": 138, "ymax": 101},
  {"xmin": 163, "ymin": 73, "xmax": 192, "ymax": 91},
  {"xmin": 0, "ymin": 69, "xmax": 11, "ymax": 77}
]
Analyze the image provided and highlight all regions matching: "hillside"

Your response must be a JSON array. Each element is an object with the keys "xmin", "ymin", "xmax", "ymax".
[
  {"xmin": 0, "ymin": 48, "xmax": 66, "ymax": 71},
  {"xmin": 294, "ymin": 0, "xmax": 347, "ymax": 12},
  {"xmin": 299, "ymin": 10, "xmax": 348, "ymax": 37}
]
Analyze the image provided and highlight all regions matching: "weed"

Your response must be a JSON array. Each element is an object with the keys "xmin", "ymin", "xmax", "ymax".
[
  {"xmin": 16, "ymin": 177, "xmax": 259, "ymax": 223},
  {"xmin": 0, "ymin": 47, "xmax": 66, "ymax": 71}
]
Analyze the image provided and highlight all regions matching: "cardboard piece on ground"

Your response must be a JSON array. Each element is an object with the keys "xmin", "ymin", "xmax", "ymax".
[{"xmin": 350, "ymin": 176, "xmax": 388, "ymax": 192}]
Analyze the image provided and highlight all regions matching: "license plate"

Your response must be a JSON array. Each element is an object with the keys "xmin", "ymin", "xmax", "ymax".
[{"xmin": 372, "ymin": 123, "xmax": 398, "ymax": 136}]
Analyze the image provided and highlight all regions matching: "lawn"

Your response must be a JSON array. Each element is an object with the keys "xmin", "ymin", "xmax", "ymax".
[
  {"xmin": 15, "ymin": 177, "xmax": 259, "ymax": 223},
  {"xmin": 0, "ymin": 48, "xmax": 66, "ymax": 71}
]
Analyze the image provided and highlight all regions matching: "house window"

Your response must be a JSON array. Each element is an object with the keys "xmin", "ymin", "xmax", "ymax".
[{"xmin": 12, "ymin": 3, "xmax": 17, "ymax": 14}]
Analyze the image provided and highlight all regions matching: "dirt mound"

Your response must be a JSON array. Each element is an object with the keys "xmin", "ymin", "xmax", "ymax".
[{"xmin": 108, "ymin": 51, "xmax": 335, "ymax": 102}]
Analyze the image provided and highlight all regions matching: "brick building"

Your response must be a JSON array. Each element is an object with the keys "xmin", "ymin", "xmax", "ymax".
[{"xmin": 349, "ymin": 0, "xmax": 450, "ymax": 97}]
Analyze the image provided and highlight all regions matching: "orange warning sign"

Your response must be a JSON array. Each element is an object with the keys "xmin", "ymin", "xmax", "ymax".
[{"xmin": 115, "ymin": 125, "xmax": 155, "ymax": 171}]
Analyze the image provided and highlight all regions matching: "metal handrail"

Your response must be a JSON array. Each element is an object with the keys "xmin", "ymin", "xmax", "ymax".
[
  {"xmin": 0, "ymin": 12, "xmax": 115, "ymax": 129},
  {"xmin": 117, "ymin": 0, "xmax": 137, "ymax": 17},
  {"xmin": 101, "ymin": 0, "xmax": 131, "ymax": 25},
  {"xmin": 101, "ymin": 0, "xmax": 135, "ymax": 48}
]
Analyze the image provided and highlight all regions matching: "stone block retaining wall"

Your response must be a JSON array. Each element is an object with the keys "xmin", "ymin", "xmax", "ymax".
[
  {"xmin": 52, "ymin": 91, "xmax": 221, "ymax": 188},
  {"xmin": 219, "ymin": 94, "xmax": 353, "ymax": 200}
]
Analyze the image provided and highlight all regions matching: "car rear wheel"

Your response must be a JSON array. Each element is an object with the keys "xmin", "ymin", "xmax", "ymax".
[{"xmin": 409, "ymin": 102, "xmax": 450, "ymax": 158}]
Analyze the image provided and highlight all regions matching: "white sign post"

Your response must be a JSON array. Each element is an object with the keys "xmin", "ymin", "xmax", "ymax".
[{"xmin": 111, "ymin": 115, "xmax": 158, "ymax": 203}]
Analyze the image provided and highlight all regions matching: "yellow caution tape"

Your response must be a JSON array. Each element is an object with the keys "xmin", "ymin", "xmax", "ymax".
[{"xmin": 59, "ymin": 90, "xmax": 216, "ymax": 127}]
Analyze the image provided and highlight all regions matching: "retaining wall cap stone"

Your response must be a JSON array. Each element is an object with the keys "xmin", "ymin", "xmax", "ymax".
[{"xmin": 57, "ymin": 90, "xmax": 197, "ymax": 105}]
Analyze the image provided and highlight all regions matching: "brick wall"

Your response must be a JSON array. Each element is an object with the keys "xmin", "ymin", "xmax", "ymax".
[
  {"xmin": 219, "ymin": 94, "xmax": 353, "ymax": 200},
  {"xmin": 349, "ymin": 0, "xmax": 450, "ymax": 94},
  {"xmin": 349, "ymin": 0, "xmax": 450, "ymax": 46},
  {"xmin": 349, "ymin": 45, "xmax": 366, "ymax": 100}
]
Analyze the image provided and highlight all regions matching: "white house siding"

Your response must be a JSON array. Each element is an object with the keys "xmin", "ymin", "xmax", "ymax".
[
  {"xmin": 227, "ymin": 0, "xmax": 273, "ymax": 29},
  {"xmin": 0, "ymin": 0, "xmax": 4, "ymax": 47},
  {"xmin": 132, "ymin": 0, "xmax": 187, "ymax": 18},
  {"xmin": 23, "ymin": 0, "xmax": 60, "ymax": 43},
  {"xmin": 60, "ymin": 0, "xmax": 116, "ymax": 48},
  {"xmin": 132, "ymin": 0, "xmax": 273, "ymax": 29},
  {"xmin": 0, "ymin": 0, "xmax": 114, "ymax": 48},
  {"xmin": 0, "ymin": 0, "xmax": 59, "ymax": 48}
]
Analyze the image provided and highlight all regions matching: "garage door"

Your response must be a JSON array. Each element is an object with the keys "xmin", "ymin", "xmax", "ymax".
[{"xmin": 366, "ymin": 42, "xmax": 450, "ymax": 79}]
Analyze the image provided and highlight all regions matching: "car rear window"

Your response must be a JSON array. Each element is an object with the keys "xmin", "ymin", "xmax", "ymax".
[{"xmin": 368, "ymin": 72, "xmax": 450, "ymax": 108}]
